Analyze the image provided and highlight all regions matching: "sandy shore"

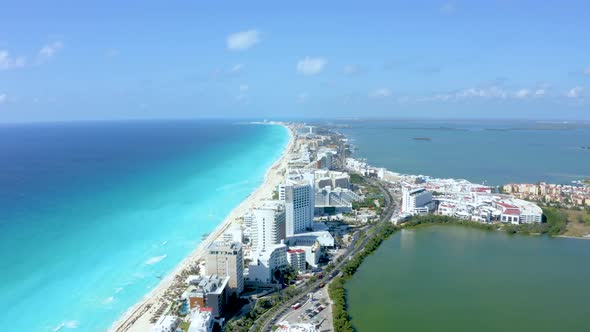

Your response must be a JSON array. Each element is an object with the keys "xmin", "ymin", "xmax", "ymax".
[{"xmin": 110, "ymin": 122, "xmax": 295, "ymax": 332}]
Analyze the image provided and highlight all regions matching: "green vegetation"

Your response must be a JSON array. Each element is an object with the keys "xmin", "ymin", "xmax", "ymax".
[
  {"xmin": 404, "ymin": 212, "xmax": 573, "ymax": 237},
  {"xmin": 178, "ymin": 321, "xmax": 190, "ymax": 332},
  {"xmin": 352, "ymin": 197, "xmax": 383, "ymax": 210},
  {"xmin": 329, "ymin": 223, "xmax": 399, "ymax": 332},
  {"xmin": 226, "ymin": 285, "xmax": 302, "ymax": 332},
  {"xmin": 350, "ymin": 173, "xmax": 365, "ymax": 185},
  {"xmin": 404, "ymin": 215, "xmax": 497, "ymax": 232}
]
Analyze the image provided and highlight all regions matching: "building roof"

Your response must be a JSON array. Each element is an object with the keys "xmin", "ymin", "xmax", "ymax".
[
  {"xmin": 182, "ymin": 274, "xmax": 229, "ymax": 299},
  {"xmin": 503, "ymin": 208, "xmax": 521, "ymax": 216},
  {"xmin": 208, "ymin": 240, "xmax": 242, "ymax": 252},
  {"xmin": 496, "ymin": 202, "xmax": 517, "ymax": 209}
]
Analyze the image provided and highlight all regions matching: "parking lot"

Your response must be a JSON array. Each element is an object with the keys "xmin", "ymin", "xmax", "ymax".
[{"xmin": 275, "ymin": 287, "xmax": 333, "ymax": 332}]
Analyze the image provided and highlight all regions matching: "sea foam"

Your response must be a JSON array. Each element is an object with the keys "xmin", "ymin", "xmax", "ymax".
[{"xmin": 144, "ymin": 254, "xmax": 167, "ymax": 265}]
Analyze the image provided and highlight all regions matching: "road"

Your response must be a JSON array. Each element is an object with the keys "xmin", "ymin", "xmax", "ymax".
[{"xmin": 250, "ymin": 177, "xmax": 395, "ymax": 332}]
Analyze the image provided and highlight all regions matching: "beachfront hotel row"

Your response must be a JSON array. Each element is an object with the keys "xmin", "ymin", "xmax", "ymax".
[{"xmin": 149, "ymin": 125, "xmax": 349, "ymax": 332}]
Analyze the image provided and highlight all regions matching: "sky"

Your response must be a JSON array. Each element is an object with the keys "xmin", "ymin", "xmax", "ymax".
[{"xmin": 0, "ymin": 0, "xmax": 589, "ymax": 122}]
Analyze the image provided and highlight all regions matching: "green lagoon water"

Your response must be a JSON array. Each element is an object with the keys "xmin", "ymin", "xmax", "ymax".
[{"xmin": 346, "ymin": 226, "xmax": 590, "ymax": 332}]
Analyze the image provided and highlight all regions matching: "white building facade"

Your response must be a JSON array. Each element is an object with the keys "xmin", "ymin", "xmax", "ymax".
[
  {"xmin": 247, "ymin": 242, "xmax": 288, "ymax": 283},
  {"xmin": 402, "ymin": 187, "xmax": 433, "ymax": 214},
  {"xmin": 287, "ymin": 249, "xmax": 306, "ymax": 272},
  {"xmin": 284, "ymin": 182, "xmax": 315, "ymax": 237},
  {"xmin": 251, "ymin": 201, "xmax": 286, "ymax": 252}
]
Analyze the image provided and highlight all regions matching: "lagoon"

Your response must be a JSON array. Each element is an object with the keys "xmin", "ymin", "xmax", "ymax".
[{"xmin": 346, "ymin": 226, "xmax": 590, "ymax": 332}]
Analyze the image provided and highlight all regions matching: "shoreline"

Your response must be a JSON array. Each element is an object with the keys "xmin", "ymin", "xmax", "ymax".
[
  {"xmin": 556, "ymin": 235, "xmax": 590, "ymax": 240},
  {"xmin": 110, "ymin": 122, "xmax": 295, "ymax": 332}
]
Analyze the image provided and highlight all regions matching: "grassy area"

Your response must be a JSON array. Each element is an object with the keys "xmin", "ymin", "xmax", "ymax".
[
  {"xmin": 405, "ymin": 213, "xmax": 568, "ymax": 236},
  {"xmin": 178, "ymin": 321, "xmax": 190, "ymax": 332},
  {"xmin": 350, "ymin": 173, "xmax": 365, "ymax": 185},
  {"xmin": 553, "ymin": 207, "xmax": 590, "ymax": 236}
]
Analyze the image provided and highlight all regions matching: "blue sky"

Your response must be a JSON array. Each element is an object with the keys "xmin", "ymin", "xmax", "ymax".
[{"xmin": 0, "ymin": 0, "xmax": 589, "ymax": 121}]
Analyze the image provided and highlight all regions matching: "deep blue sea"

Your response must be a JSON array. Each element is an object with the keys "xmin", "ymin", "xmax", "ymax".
[
  {"xmin": 337, "ymin": 119, "xmax": 590, "ymax": 186},
  {"xmin": 0, "ymin": 120, "xmax": 288, "ymax": 332}
]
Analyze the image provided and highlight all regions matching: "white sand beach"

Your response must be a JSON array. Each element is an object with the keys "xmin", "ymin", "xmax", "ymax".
[{"xmin": 110, "ymin": 123, "xmax": 295, "ymax": 332}]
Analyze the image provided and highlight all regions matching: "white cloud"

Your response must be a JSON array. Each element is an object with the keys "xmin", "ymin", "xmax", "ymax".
[
  {"xmin": 0, "ymin": 50, "xmax": 26, "ymax": 70},
  {"xmin": 297, "ymin": 57, "xmax": 327, "ymax": 76},
  {"xmin": 566, "ymin": 86, "xmax": 583, "ymax": 98},
  {"xmin": 534, "ymin": 88, "xmax": 546, "ymax": 97},
  {"xmin": 515, "ymin": 89, "xmax": 531, "ymax": 98},
  {"xmin": 455, "ymin": 86, "xmax": 508, "ymax": 99},
  {"xmin": 420, "ymin": 86, "xmax": 549, "ymax": 102},
  {"xmin": 369, "ymin": 88, "xmax": 393, "ymax": 98},
  {"xmin": 39, "ymin": 41, "xmax": 63, "ymax": 58},
  {"xmin": 227, "ymin": 29, "xmax": 260, "ymax": 50},
  {"xmin": 584, "ymin": 68, "xmax": 590, "ymax": 76},
  {"xmin": 230, "ymin": 64, "xmax": 244, "ymax": 73},
  {"xmin": 0, "ymin": 93, "xmax": 7, "ymax": 104}
]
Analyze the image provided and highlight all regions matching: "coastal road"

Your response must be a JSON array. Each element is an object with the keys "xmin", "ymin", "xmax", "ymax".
[{"xmin": 250, "ymin": 177, "xmax": 395, "ymax": 332}]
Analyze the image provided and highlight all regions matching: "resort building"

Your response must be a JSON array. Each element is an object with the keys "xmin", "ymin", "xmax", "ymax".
[
  {"xmin": 206, "ymin": 241, "xmax": 244, "ymax": 294},
  {"xmin": 495, "ymin": 199, "xmax": 543, "ymax": 224},
  {"xmin": 188, "ymin": 307, "xmax": 214, "ymax": 332},
  {"xmin": 315, "ymin": 148, "xmax": 336, "ymax": 170},
  {"xmin": 222, "ymin": 224, "xmax": 243, "ymax": 244},
  {"xmin": 251, "ymin": 200, "xmax": 286, "ymax": 252},
  {"xmin": 181, "ymin": 274, "xmax": 229, "ymax": 318},
  {"xmin": 243, "ymin": 211, "xmax": 254, "ymax": 228},
  {"xmin": 402, "ymin": 187, "xmax": 433, "ymax": 214},
  {"xmin": 287, "ymin": 248, "xmax": 306, "ymax": 272},
  {"xmin": 283, "ymin": 174, "xmax": 315, "ymax": 237},
  {"xmin": 285, "ymin": 231, "xmax": 333, "ymax": 268},
  {"xmin": 314, "ymin": 170, "xmax": 350, "ymax": 189},
  {"xmin": 434, "ymin": 192, "xmax": 543, "ymax": 224},
  {"xmin": 151, "ymin": 315, "xmax": 180, "ymax": 332},
  {"xmin": 275, "ymin": 321, "xmax": 318, "ymax": 332},
  {"xmin": 247, "ymin": 242, "xmax": 288, "ymax": 283},
  {"xmin": 314, "ymin": 187, "xmax": 362, "ymax": 215}
]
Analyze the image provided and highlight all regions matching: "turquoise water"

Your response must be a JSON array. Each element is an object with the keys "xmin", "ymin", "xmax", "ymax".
[
  {"xmin": 0, "ymin": 120, "xmax": 289, "ymax": 331},
  {"xmin": 338, "ymin": 119, "xmax": 590, "ymax": 185},
  {"xmin": 346, "ymin": 226, "xmax": 590, "ymax": 332}
]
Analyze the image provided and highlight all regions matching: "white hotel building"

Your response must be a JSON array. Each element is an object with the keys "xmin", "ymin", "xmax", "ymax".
[
  {"xmin": 250, "ymin": 200, "xmax": 286, "ymax": 252},
  {"xmin": 402, "ymin": 187, "xmax": 433, "ymax": 214},
  {"xmin": 247, "ymin": 242, "xmax": 288, "ymax": 283},
  {"xmin": 280, "ymin": 171, "xmax": 315, "ymax": 237}
]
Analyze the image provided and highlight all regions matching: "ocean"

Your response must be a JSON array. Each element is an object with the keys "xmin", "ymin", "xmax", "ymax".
[
  {"xmin": 336, "ymin": 119, "xmax": 590, "ymax": 186},
  {"xmin": 0, "ymin": 120, "xmax": 289, "ymax": 332}
]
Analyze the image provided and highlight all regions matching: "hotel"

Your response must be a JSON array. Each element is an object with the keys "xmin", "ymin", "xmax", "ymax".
[{"xmin": 206, "ymin": 241, "xmax": 244, "ymax": 295}]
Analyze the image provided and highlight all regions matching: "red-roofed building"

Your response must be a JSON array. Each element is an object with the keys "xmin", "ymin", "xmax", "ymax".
[{"xmin": 287, "ymin": 248, "xmax": 306, "ymax": 272}]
